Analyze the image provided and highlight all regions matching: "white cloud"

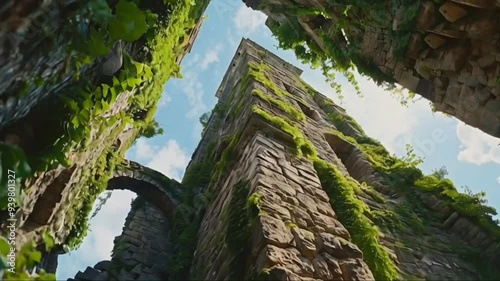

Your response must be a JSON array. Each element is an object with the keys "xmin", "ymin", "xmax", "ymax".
[
  {"xmin": 497, "ymin": 176, "xmax": 500, "ymax": 184},
  {"xmin": 135, "ymin": 139, "xmax": 155, "ymax": 160},
  {"xmin": 134, "ymin": 139, "xmax": 190, "ymax": 181},
  {"xmin": 456, "ymin": 122, "xmax": 500, "ymax": 165},
  {"xmin": 303, "ymin": 70, "xmax": 430, "ymax": 154},
  {"xmin": 233, "ymin": 5, "xmax": 267, "ymax": 34},
  {"xmin": 179, "ymin": 71, "xmax": 207, "ymax": 119},
  {"xmin": 201, "ymin": 44, "xmax": 223, "ymax": 70}
]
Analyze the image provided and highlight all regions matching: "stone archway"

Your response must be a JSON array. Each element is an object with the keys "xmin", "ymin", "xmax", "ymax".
[
  {"xmin": 109, "ymin": 159, "xmax": 183, "ymax": 220},
  {"xmin": 34, "ymin": 160, "xmax": 185, "ymax": 279}
]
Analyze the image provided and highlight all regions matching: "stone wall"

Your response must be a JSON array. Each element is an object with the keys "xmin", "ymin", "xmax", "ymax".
[
  {"xmin": 0, "ymin": 91, "xmax": 139, "ymax": 249},
  {"xmin": 69, "ymin": 199, "xmax": 173, "ymax": 281},
  {"xmin": 243, "ymin": 0, "xmax": 500, "ymax": 138},
  {"xmin": 186, "ymin": 38, "xmax": 499, "ymax": 280}
]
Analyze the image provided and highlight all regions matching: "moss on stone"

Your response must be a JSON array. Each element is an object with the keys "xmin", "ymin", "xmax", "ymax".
[
  {"xmin": 225, "ymin": 180, "xmax": 253, "ymax": 280},
  {"xmin": 249, "ymin": 62, "xmax": 309, "ymax": 106},
  {"xmin": 252, "ymin": 105, "xmax": 316, "ymax": 158},
  {"xmin": 252, "ymin": 89, "xmax": 305, "ymax": 121},
  {"xmin": 314, "ymin": 160, "xmax": 400, "ymax": 281}
]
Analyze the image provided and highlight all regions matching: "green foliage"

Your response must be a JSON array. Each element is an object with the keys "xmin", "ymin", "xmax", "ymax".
[
  {"xmin": 1, "ymin": 237, "xmax": 56, "ymax": 280},
  {"xmin": 314, "ymin": 160, "xmax": 399, "ymax": 281},
  {"xmin": 252, "ymin": 105, "xmax": 317, "ymax": 158},
  {"xmin": 248, "ymin": 62, "xmax": 309, "ymax": 106},
  {"xmin": 265, "ymin": 0, "xmax": 424, "ymax": 100},
  {"xmin": 138, "ymin": 120, "xmax": 164, "ymax": 138},
  {"xmin": 360, "ymin": 183, "xmax": 386, "ymax": 203},
  {"xmin": 64, "ymin": 126, "xmax": 125, "ymax": 250},
  {"xmin": 2, "ymin": 0, "xmax": 207, "ymax": 252},
  {"xmin": 431, "ymin": 166, "xmax": 448, "ymax": 180},
  {"xmin": 199, "ymin": 111, "xmax": 211, "ymax": 129},
  {"xmin": 225, "ymin": 180, "xmax": 253, "ymax": 280},
  {"xmin": 331, "ymin": 123, "xmax": 500, "ymax": 242},
  {"xmin": 326, "ymin": 112, "xmax": 364, "ymax": 134},
  {"xmin": 0, "ymin": 144, "xmax": 32, "ymax": 210},
  {"xmin": 252, "ymin": 89, "xmax": 305, "ymax": 121},
  {"xmin": 71, "ymin": 0, "xmax": 151, "ymax": 57}
]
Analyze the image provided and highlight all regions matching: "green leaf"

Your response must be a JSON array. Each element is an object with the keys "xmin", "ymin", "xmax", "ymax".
[
  {"xmin": 43, "ymin": 232, "xmax": 55, "ymax": 251},
  {"xmin": 112, "ymin": 77, "xmax": 120, "ymax": 87},
  {"xmin": 102, "ymin": 100, "xmax": 110, "ymax": 111},
  {"xmin": 127, "ymin": 78, "xmax": 142, "ymax": 87},
  {"xmin": 0, "ymin": 236, "xmax": 10, "ymax": 256},
  {"xmin": 102, "ymin": 84, "xmax": 110, "ymax": 98},
  {"xmin": 94, "ymin": 102, "xmax": 102, "ymax": 115},
  {"xmin": 56, "ymin": 152, "xmax": 71, "ymax": 168},
  {"xmin": 83, "ymin": 98, "xmax": 93, "ymax": 110},
  {"xmin": 71, "ymin": 116, "xmax": 80, "ymax": 127},
  {"xmin": 133, "ymin": 61, "xmax": 144, "ymax": 74},
  {"xmin": 87, "ymin": 28, "xmax": 110, "ymax": 56},
  {"xmin": 29, "ymin": 250, "xmax": 42, "ymax": 263},
  {"xmin": 110, "ymin": 89, "xmax": 117, "ymax": 104},
  {"xmin": 111, "ymin": 0, "xmax": 148, "ymax": 42},
  {"xmin": 79, "ymin": 109, "xmax": 90, "ymax": 123},
  {"xmin": 90, "ymin": 0, "xmax": 113, "ymax": 25},
  {"xmin": 109, "ymin": 19, "xmax": 126, "ymax": 41}
]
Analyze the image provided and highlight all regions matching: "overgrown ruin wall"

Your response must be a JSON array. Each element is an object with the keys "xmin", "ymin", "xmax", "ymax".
[
  {"xmin": 62, "ymin": 36, "xmax": 500, "ymax": 281},
  {"xmin": 69, "ymin": 200, "xmax": 172, "ymax": 281},
  {"xmin": 182, "ymin": 38, "xmax": 500, "ymax": 280},
  {"xmin": 243, "ymin": 0, "xmax": 500, "ymax": 138}
]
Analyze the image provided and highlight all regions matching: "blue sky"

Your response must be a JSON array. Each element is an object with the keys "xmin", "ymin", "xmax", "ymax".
[{"xmin": 56, "ymin": 1, "xmax": 500, "ymax": 278}]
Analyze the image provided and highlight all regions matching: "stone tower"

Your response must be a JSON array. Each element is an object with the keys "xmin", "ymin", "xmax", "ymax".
[{"xmin": 67, "ymin": 38, "xmax": 500, "ymax": 280}]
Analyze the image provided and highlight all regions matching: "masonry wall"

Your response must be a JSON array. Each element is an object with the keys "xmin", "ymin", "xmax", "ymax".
[
  {"xmin": 186, "ymin": 38, "xmax": 499, "ymax": 280},
  {"xmin": 69, "ymin": 199, "xmax": 172, "ymax": 281},
  {"xmin": 243, "ymin": 0, "xmax": 500, "ymax": 138}
]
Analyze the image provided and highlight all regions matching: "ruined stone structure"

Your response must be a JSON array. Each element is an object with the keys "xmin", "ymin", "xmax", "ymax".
[
  {"xmin": 243, "ymin": 0, "xmax": 500, "ymax": 138},
  {"xmin": 62, "ymin": 38, "xmax": 500, "ymax": 280}
]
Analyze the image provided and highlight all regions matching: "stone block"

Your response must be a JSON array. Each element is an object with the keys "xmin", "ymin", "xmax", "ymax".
[
  {"xmin": 478, "ymin": 54, "xmax": 496, "ymax": 68},
  {"xmin": 416, "ymin": 79, "xmax": 435, "ymax": 100},
  {"xmin": 443, "ymin": 83, "xmax": 461, "ymax": 108},
  {"xmin": 296, "ymin": 193, "xmax": 318, "ymax": 212},
  {"xmin": 399, "ymin": 71, "xmax": 420, "ymax": 92},
  {"xmin": 312, "ymin": 255, "xmax": 333, "ymax": 280},
  {"xmin": 317, "ymin": 232, "xmax": 363, "ymax": 259},
  {"xmin": 291, "ymin": 227, "xmax": 317, "ymax": 258},
  {"xmin": 290, "ymin": 206, "xmax": 314, "ymax": 228},
  {"xmin": 424, "ymin": 34, "xmax": 447, "ymax": 49},
  {"xmin": 137, "ymin": 273, "xmax": 162, "ymax": 280},
  {"xmin": 252, "ymin": 215, "xmax": 294, "ymax": 252},
  {"xmin": 441, "ymin": 46, "xmax": 468, "ymax": 72},
  {"xmin": 339, "ymin": 258, "xmax": 375, "ymax": 281},
  {"xmin": 320, "ymin": 252, "xmax": 343, "ymax": 278},
  {"xmin": 94, "ymin": 260, "xmax": 112, "ymax": 271},
  {"xmin": 310, "ymin": 211, "xmax": 350, "ymax": 240},
  {"xmin": 256, "ymin": 245, "xmax": 314, "ymax": 277},
  {"xmin": 417, "ymin": 1, "xmax": 437, "ymax": 30},
  {"xmin": 439, "ymin": 2, "xmax": 468, "ymax": 22}
]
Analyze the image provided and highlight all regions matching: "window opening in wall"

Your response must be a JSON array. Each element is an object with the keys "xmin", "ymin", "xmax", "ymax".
[
  {"xmin": 324, "ymin": 133, "xmax": 352, "ymax": 164},
  {"xmin": 297, "ymin": 101, "xmax": 321, "ymax": 121}
]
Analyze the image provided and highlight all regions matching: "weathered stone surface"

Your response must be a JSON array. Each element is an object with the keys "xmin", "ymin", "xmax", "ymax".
[
  {"xmin": 317, "ymin": 233, "xmax": 363, "ymax": 259},
  {"xmin": 439, "ymin": 2, "xmax": 468, "ymax": 22},
  {"xmin": 339, "ymin": 259, "xmax": 375, "ymax": 281},
  {"xmin": 292, "ymin": 227, "xmax": 318, "ymax": 258},
  {"xmin": 254, "ymin": 215, "xmax": 294, "ymax": 249},
  {"xmin": 257, "ymin": 245, "xmax": 315, "ymax": 277}
]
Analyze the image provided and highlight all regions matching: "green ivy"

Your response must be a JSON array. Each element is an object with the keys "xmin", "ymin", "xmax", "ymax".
[{"xmin": 1, "ymin": 233, "xmax": 56, "ymax": 280}]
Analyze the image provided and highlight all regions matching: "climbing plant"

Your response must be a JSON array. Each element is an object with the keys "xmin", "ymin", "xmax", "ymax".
[
  {"xmin": 0, "ymin": 233, "xmax": 56, "ymax": 280},
  {"xmin": 263, "ymin": 0, "xmax": 422, "ymax": 101}
]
